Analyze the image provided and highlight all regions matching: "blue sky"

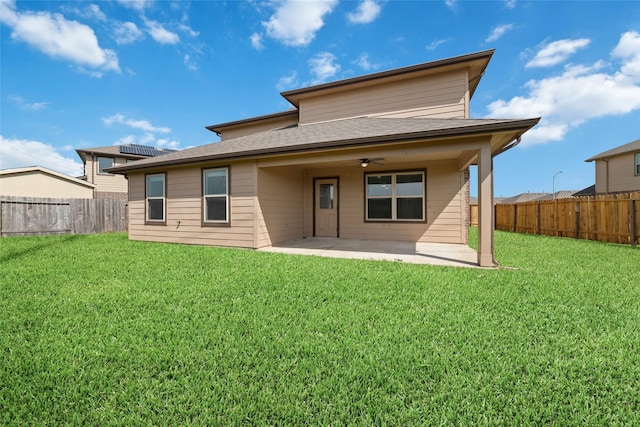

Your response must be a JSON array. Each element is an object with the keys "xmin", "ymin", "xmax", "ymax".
[{"xmin": 1, "ymin": 0, "xmax": 639, "ymax": 197}]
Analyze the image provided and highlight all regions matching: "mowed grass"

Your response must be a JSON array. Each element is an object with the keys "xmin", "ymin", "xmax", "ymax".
[{"xmin": 1, "ymin": 231, "xmax": 639, "ymax": 425}]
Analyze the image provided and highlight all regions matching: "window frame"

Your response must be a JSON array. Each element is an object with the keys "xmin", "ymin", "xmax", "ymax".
[
  {"xmin": 635, "ymin": 153, "xmax": 640, "ymax": 176},
  {"xmin": 145, "ymin": 173, "xmax": 166, "ymax": 225},
  {"xmin": 97, "ymin": 156, "xmax": 114, "ymax": 175},
  {"xmin": 202, "ymin": 166, "xmax": 230, "ymax": 226},
  {"xmin": 364, "ymin": 170, "xmax": 426, "ymax": 222}
]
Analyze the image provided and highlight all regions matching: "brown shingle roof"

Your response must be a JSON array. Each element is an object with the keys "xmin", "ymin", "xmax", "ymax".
[
  {"xmin": 585, "ymin": 138, "xmax": 640, "ymax": 162},
  {"xmin": 281, "ymin": 49, "xmax": 494, "ymax": 107},
  {"xmin": 108, "ymin": 116, "xmax": 540, "ymax": 173}
]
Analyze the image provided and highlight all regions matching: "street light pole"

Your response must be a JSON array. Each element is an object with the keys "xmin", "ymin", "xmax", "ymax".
[{"xmin": 552, "ymin": 171, "xmax": 563, "ymax": 200}]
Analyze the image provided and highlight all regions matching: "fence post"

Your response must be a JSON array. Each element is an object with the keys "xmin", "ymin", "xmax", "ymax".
[
  {"xmin": 631, "ymin": 198, "xmax": 637, "ymax": 247},
  {"xmin": 575, "ymin": 201, "xmax": 580, "ymax": 240},
  {"xmin": 513, "ymin": 204, "xmax": 517, "ymax": 233},
  {"xmin": 535, "ymin": 202, "xmax": 541, "ymax": 235}
]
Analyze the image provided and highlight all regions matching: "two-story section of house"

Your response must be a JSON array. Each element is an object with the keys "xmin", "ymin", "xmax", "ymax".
[
  {"xmin": 76, "ymin": 144, "xmax": 176, "ymax": 199},
  {"xmin": 585, "ymin": 138, "xmax": 640, "ymax": 194},
  {"xmin": 107, "ymin": 50, "xmax": 540, "ymax": 267}
]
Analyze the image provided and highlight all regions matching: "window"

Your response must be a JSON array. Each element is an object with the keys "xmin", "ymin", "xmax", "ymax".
[
  {"xmin": 636, "ymin": 153, "xmax": 640, "ymax": 176},
  {"xmin": 146, "ymin": 173, "xmax": 165, "ymax": 222},
  {"xmin": 319, "ymin": 183, "xmax": 334, "ymax": 209},
  {"xmin": 203, "ymin": 167, "xmax": 229, "ymax": 223},
  {"xmin": 98, "ymin": 157, "xmax": 114, "ymax": 174},
  {"xmin": 366, "ymin": 171, "xmax": 425, "ymax": 221}
]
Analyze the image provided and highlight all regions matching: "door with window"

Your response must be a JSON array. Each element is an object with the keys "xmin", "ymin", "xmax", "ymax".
[{"xmin": 315, "ymin": 178, "xmax": 338, "ymax": 237}]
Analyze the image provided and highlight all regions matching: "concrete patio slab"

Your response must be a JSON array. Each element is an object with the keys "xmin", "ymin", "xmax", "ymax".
[{"xmin": 259, "ymin": 238, "xmax": 483, "ymax": 268}]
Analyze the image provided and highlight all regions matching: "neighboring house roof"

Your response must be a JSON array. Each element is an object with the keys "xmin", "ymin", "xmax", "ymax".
[
  {"xmin": 496, "ymin": 193, "xmax": 549, "ymax": 204},
  {"xmin": 536, "ymin": 191, "xmax": 581, "ymax": 201},
  {"xmin": 585, "ymin": 138, "xmax": 640, "ymax": 162},
  {"xmin": 76, "ymin": 144, "xmax": 176, "ymax": 161},
  {"xmin": 108, "ymin": 116, "xmax": 539, "ymax": 174},
  {"xmin": 0, "ymin": 166, "xmax": 97, "ymax": 188},
  {"xmin": 573, "ymin": 185, "xmax": 596, "ymax": 196}
]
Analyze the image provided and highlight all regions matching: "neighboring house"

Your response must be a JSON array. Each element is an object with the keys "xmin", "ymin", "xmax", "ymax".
[
  {"xmin": 76, "ymin": 144, "xmax": 176, "ymax": 200},
  {"xmin": 108, "ymin": 50, "xmax": 540, "ymax": 267},
  {"xmin": 0, "ymin": 166, "xmax": 96, "ymax": 198},
  {"xmin": 585, "ymin": 138, "xmax": 640, "ymax": 194}
]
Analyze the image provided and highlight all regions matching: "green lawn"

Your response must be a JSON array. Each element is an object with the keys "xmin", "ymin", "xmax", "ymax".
[{"xmin": 1, "ymin": 230, "xmax": 639, "ymax": 425}]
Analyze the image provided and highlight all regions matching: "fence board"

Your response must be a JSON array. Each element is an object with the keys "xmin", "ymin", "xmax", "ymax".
[
  {"xmin": 0, "ymin": 196, "xmax": 126, "ymax": 237},
  {"xmin": 486, "ymin": 192, "xmax": 640, "ymax": 246}
]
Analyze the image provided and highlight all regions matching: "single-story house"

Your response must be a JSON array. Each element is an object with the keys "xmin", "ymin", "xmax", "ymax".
[
  {"xmin": 108, "ymin": 49, "xmax": 540, "ymax": 267},
  {"xmin": 0, "ymin": 166, "xmax": 96, "ymax": 198}
]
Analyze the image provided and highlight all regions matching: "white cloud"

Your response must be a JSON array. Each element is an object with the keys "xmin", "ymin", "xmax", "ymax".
[
  {"xmin": 504, "ymin": 0, "xmax": 517, "ymax": 9},
  {"xmin": 308, "ymin": 52, "xmax": 340, "ymax": 84},
  {"xmin": 251, "ymin": 32, "xmax": 264, "ymax": 50},
  {"xmin": 263, "ymin": 0, "xmax": 338, "ymax": 47},
  {"xmin": 184, "ymin": 54, "xmax": 196, "ymax": 71},
  {"xmin": 177, "ymin": 22, "xmax": 198, "ymax": 38},
  {"xmin": 156, "ymin": 139, "xmax": 180, "ymax": 149},
  {"xmin": 526, "ymin": 38, "xmax": 591, "ymax": 68},
  {"xmin": 445, "ymin": 0, "xmax": 457, "ymax": 10},
  {"xmin": 0, "ymin": 1, "xmax": 120, "ymax": 74},
  {"xmin": 9, "ymin": 96, "xmax": 49, "ymax": 111},
  {"xmin": 115, "ymin": 135, "xmax": 136, "ymax": 146},
  {"xmin": 426, "ymin": 38, "xmax": 449, "ymax": 51},
  {"xmin": 353, "ymin": 53, "xmax": 380, "ymax": 71},
  {"xmin": 347, "ymin": 0, "xmax": 381, "ymax": 24},
  {"xmin": 612, "ymin": 30, "xmax": 640, "ymax": 80},
  {"xmin": 486, "ymin": 32, "xmax": 640, "ymax": 146},
  {"xmin": 117, "ymin": 0, "xmax": 152, "ymax": 12},
  {"xmin": 64, "ymin": 4, "xmax": 107, "ymax": 21},
  {"xmin": 114, "ymin": 21, "xmax": 144, "ymax": 44},
  {"xmin": 144, "ymin": 18, "xmax": 180, "ymax": 44},
  {"xmin": 86, "ymin": 4, "xmax": 106, "ymax": 21},
  {"xmin": 0, "ymin": 135, "xmax": 84, "ymax": 177},
  {"xmin": 486, "ymin": 24, "xmax": 513, "ymax": 43},
  {"xmin": 103, "ymin": 114, "xmax": 171, "ymax": 134},
  {"xmin": 276, "ymin": 71, "xmax": 299, "ymax": 91}
]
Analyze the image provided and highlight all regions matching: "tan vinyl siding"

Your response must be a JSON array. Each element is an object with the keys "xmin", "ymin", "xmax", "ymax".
[
  {"xmin": 299, "ymin": 70, "xmax": 468, "ymax": 125},
  {"xmin": 86, "ymin": 156, "xmax": 129, "ymax": 194},
  {"xmin": 256, "ymin": 166, "xmax": 305, "ymax": 247},
  {"xmin": 303, "ymin": 160, "xmax": 466, "ymax": 244},
  {"xmin": 221, "ymin": 115, "xmax": 299, "ymax": 140},
  {"xmin": 604, "ymin": 153, "xmax": 640, "ymax": 193},
  {"xmin": 0, "ymin": 172, "xmax": 94, "ymax": 198},
  {"xmin": 127, "ymin": 161, "xmax": 257, "ymax": 247},
  {"xmin": 594, "ymin": 160, "xmax": 608, "ymax": 193}
]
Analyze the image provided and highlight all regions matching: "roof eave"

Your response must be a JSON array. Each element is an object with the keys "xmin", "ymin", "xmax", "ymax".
[
  {"xmin": 281, "ymin": 49, "xmax": 495, "ymax": 107},
  {"xmin": 107, "ymin": 117, "xmax": 540, "ymax": 175}
]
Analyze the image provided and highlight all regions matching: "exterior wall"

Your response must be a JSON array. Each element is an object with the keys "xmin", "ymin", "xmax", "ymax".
[
  {"xmin": 303, "ymin": 159, "xmax": 467, "ymax": 244},
  {"xmin": 256, "ymin": 166, "xmax": 305, "ymax": 247},
  {"xmin": 594, "ymin": 160, "xmax": 607, "ymax": 194},
  {"xmin": 127, "ymin": 161, "xmax": 256, "ymax": 247},
  {"xmin": 85, "ymin": 155, "xmax": 130, "ymax": 194},
  {"xmin": 220, "ymin": 115, "xmax": 299, "ymax": 141},
  {"xmin": 299, "ymin": 70, "xmax": 468, "ymax": 125},
  {"xmin": 595, "ymin": 154, "xmax": 640, "ymax": 193},
  {"xmin": 0, "ymin": 172, "xmax": 94, "ymax": 198}
]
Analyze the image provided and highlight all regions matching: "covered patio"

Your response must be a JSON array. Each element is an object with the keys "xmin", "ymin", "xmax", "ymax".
[{"xmin": 259, "ymin": 237, "xmax": 484, "ymax": 268}]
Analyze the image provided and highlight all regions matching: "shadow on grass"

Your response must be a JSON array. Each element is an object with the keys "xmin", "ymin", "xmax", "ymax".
[{"xmin": 0, "ymin": 234, "xmax": 84, "ymax": 264}]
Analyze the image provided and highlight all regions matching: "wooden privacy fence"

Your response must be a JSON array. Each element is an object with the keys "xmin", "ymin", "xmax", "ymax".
[
  {"xmin": 0, "ymin": 196, "xmax": 127, "ymax": 237},
  {"xmin": 489, "ymin": 192, "xmax": 640, "ymax": 246}
]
